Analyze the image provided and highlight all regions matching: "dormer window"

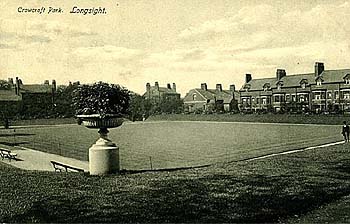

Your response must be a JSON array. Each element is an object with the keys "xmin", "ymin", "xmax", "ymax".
[
  {"xmin": 243, "ymin": 83, "xmax": 251, "ymax": 92},
  {"xmin": 315, "ymin": 77, "xmax": 323, "ymax": 86},
  {"xmin": 263, "ymin": 83, "xmax": 270, "ymax": 91},
  {"xmin": 192, "ymin": 93, "xmax": 197, "ymax": 101},
  {"xmin": 300, "ymin": 79, "xmax": 308, "ymax": 89},
  {"xmin": 344, "ymin": 74, "xmax": 350, "ymax": 85},
  {"xmin": 276, "ymin": 81, "xmax": 283, "ymax": 90}
]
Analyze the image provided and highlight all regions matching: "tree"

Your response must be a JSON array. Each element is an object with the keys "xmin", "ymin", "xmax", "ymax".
[{"xmin": 159, "ymin": 96, "xmax": 183, "ymax": 114}]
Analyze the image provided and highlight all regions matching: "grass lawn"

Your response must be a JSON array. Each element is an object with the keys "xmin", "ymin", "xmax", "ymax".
[
  {"xmin": 150, "ymin": 113, "xmax": 350, "ymax": 125},
  {"xmin": 1, "ymin": 143, "xmax": 350, "ymax": 222},
  {"xmin": 7, "ymin": 118, "xmax": 76, "ymax": 126},
  {"xmin": 0, "ymin": 121, "xmax": 343, "ymax": 170}
]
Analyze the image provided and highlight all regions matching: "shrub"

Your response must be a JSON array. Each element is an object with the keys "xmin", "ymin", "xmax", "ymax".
[{"xmin": 72, "ymin": 82, "xmax": 130, "ymax": 118}]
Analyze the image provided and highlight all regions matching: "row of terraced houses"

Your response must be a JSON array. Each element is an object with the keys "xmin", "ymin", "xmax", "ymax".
[
  {"xmin": 239, "ymin": 62, "xmax": 350, "ymax": 113},
  {"xmin": 180, "ymin": 62, "xmax": 350, "ymax": 114}
]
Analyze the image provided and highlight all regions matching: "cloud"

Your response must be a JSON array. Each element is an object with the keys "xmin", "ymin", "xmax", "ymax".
[
  {"xmin": 178, "ymin": 2, "xmax": 350, "ymax": 51},
  {"xmin": 71, "ymin": 45, "xmax": 144, "ymax": 62},
  {"xmin": 0, "ymin": 43, "xmax": 15, "ymax": 49},
  {"xmin": 0, "ymin": 19, "xmax": 97, "ymax": 49}
]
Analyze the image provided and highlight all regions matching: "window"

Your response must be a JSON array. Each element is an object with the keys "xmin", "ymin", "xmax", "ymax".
[
  {"xmin": 192, "ymin": 93, "xmax": 197, "ymax": 101},
  {"xmin": 262, "ymin": 98, "xmax": 267, "ymax": 105},
  {"xmin": 335, "ymin": 91, "xmax": 339, "ymax": 99},
  {"xmin": 344, "ymin": 91, "xmax": 350, "ymax": 99},
  {"xmin": 316, "ymin": 79, "xmax": 322, "ymax": 86},
  {"xmin": 299, "ymin": 94, "xmax": 308, "ymax": 102},
  {"xmin": 327, "ymin": 91, "xmax": 332, "ymax": 99},
  {"xmin": 274, "ymin": 95, "xmax": 280, "ymax": 102},
  {"xmin": 346, "ymin": 79, "xmax": 350, "ymax": 85},
  {"xmin": 301, "ymin": 83, "xmax": 306, "ymax": 89},
  {"xmin": 286, "ymin": 94, "xmax": 290, "ymax": 101},
  {"xmin": 256, "ymin": 97, "xmax": 260, "ymax": 104},
  {"xmin": 292, "ymin": 94, "xmax": 296, "ymax": 102}
]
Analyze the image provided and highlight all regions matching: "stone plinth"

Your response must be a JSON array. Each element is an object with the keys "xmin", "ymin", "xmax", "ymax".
[{"xmin": 89, "ymin": 137, "xmax": 119, "ymax": 175}]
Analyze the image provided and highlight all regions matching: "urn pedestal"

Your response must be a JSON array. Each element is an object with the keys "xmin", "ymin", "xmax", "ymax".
[
  {"xmin": 77, "ymin": 114, "xmax": 124, "ymax": 175},
  {"xmin": 89, "ymin": 137, "xmax": 119, "ymax": 175}
]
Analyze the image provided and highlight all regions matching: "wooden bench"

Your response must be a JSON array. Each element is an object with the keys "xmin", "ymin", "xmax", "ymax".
[
  {"xmin": 50, "ymin": 160, "xmax": 85, "ymax": 173},
  {"xmin": 0, "ymin": 148, "xmax": 17, "ymax": 161}
]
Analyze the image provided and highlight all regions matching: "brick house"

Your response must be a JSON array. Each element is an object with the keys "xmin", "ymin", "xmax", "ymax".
[
  {"xmin": 143, "ymin": 82, "xmax": 180, "ymax": 103},
  {"xmin": 0, "ymin": 77, "xmax": 57, "ymax": 117},
  {"xmin": 184, "ymin": 83, "xmax": 239, "ymax": 113},
  {"xmin": 239, "ymin": 62, "xmax": 350, "ymax": 113}
]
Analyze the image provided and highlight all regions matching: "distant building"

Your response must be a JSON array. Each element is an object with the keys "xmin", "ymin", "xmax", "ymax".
[
  {"xmin": 183, "ymin": 83, "xmax": 239, "ymax": 113},
  {"xmin": 239, "ymin": 62, "xmax": 350, "ymax": 113},
  {"xmin": 0, "ymin": 77, "xmax": 57, "ymax": 103},
  {"xmin": 0, "ymin": 77, "xmax": 57, "ymax": 117},
  {"xmin": 143, "ymin": 82, "xmax": 180, "ymax": 103}
]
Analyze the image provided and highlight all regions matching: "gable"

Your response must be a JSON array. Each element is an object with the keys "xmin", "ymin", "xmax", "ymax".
[{"xmin": 183, "ymin": 89, "xmax": 207, "ymax": 102}]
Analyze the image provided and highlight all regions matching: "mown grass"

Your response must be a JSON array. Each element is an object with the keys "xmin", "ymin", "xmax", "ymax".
[
  {"xmin": 6, "ymin": 118, "xmax": 76, "ymax": 126},
  {"xmin": 1, "ymin": 143, "xmax": 350, "ymax": 223},
  {"xmin": 150, "ymin": 113, "xmax": 350, "ymax": 125},
  {"xmin": 0, "ymin": 122, "xmax": 342, "ymax": 170}
]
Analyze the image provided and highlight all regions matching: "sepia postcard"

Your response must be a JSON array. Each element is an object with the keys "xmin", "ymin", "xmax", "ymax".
[{"xmin": 1, "ymin": 0, "xmax": 350, "ymax": 223}]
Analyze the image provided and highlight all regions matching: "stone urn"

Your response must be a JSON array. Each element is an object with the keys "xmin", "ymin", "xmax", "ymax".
[{"xmin": 77, "ymin": 114, "xmax": 124, "ymax": 175}]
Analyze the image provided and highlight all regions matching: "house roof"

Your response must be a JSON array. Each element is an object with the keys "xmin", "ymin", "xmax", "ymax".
[
  {"xmin": 241, "ymin": 69, "xmax": 350, "ymax": 91},
  {"xmin": 195, "ymin": 88, "xmax": 238, "ymax": 103},
  {"xmin": 157, "ymin": 87, "xmax": 178, "ymax": 94},
  {"xmin": 20, "ymin": 84, "xmax": 53, "ymax": 93},
  {"xmin": 0, "ymin": 90, "xmax": 21, "ymax": 101}
]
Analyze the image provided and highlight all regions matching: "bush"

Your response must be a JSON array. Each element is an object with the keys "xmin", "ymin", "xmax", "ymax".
[{"xmin": 72, "ymin": 82, "xmax": 130, "ymax": 117}]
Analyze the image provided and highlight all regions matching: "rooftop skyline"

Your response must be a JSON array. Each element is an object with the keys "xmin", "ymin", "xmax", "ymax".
[{"xmin": 1, "ymin": 0, "xmax": 350, "ymax": 95}]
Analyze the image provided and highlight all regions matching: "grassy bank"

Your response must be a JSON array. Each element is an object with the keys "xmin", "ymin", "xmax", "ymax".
[
  {"xmin": 149, "ymin": 113, "xmax": 350, "ymax": 125},
  {"xmin": 1, "ymin": 143, "xmax": 350, "ymax": 223}
]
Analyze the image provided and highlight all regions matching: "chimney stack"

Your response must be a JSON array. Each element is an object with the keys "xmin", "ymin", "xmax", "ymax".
[
  {"xmin": 276, "ymin": 69, "xmax": 286, "ymax": 80},
  {"xmin": 167, "ymin": 83, "xmax": 171, "ymax": 89},
  {"xmin": 230, "ymin": 84, "xmax": 236, "ymax": 92},
  {"xmin": 216, "ymin": 84, "xmax": 222, "ymax": 92},
  {"xmin": 8, "ymin": 78, "xmax": 13, "ymax": 85},
  {"xmin": 315, "ymin": 62, "xmax": 324, "ymax": 77},
  {"xmin": 172, "ymin": 83, "xmax": 176, "ymax": 92},
  {"xmin": 44, "ymin": 80, "xmax": 49, "ymax": 85},
  {"xmin": 201, "ymin": 83, "xmax": 207, "ymax": 91},
  {"xmin": 52, "ymin": 80, "xmax": 56, "ymax": 92},
  {"xmin": 155, "ymin": 81, "xmax": 159, "ymax": 91},
  {"xmin": 15, "ymin": 77, "xmax": 20, "ymax": 95},
  {"xmin": 146, "ymin": 82, "xmax": 151, "ymax": 92},
  {"xmin": 245, "ymin": 74, "xmax": 252, "ymax": 83}
]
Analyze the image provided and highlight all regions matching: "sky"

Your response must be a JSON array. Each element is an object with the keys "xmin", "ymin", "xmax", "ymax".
[{"xmin": 1, "ymin": 0, "xmax": 350, "ymax": 95}]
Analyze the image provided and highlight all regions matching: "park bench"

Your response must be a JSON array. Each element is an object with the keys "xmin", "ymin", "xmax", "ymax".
[
  {"xmin": 50, "ymin": 160, "xmax": 85, "ymax": 173},
  {"xmin": 0, "ymin": 148, "xmax": 17, "ymax": 161}
]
